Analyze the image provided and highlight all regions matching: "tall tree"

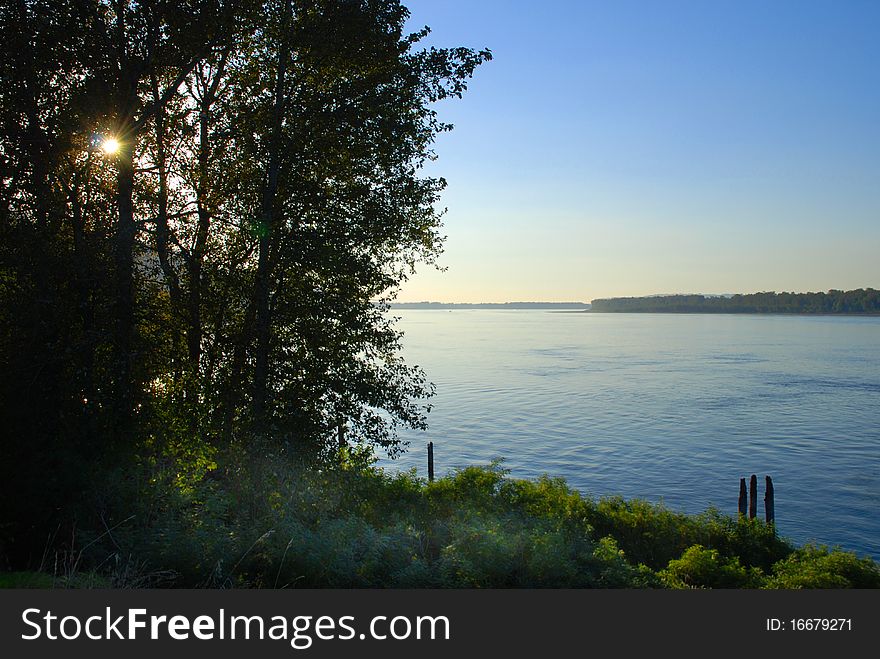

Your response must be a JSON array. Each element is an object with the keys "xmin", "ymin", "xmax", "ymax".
[
  {"xmin": 218, "ymin": 0, "xmax": 490, "ymax": 453},
  {"xmin": 252, "ymin": 0, "xmax": 294, "ymax": 427},
  {"xmin": 96, "ymin": 0, "xmax": 241, "ymax": 440},
  {"xmin": 0, "ymin": 0, "xmax": 489, "ymax": 566}
]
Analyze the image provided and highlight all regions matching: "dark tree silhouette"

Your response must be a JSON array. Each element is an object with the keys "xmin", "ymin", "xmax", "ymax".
[{"xmin": 0, "ymin": 0, "xmax": 489, "ymax": 567}]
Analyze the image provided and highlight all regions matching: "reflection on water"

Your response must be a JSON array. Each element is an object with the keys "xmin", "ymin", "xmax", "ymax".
[{"xmin": 378, "ymin": 311, "xmax": 880, "ymax": 560}]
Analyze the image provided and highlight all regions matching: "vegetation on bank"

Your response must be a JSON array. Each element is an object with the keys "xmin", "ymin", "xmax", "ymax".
[
  {"xmin": 591, "ymin": 288, "xmax": 880, "ymax": 314},
  {"xmin": 4, "ymin": 454, "xmax": 877, "ymax": 589}
]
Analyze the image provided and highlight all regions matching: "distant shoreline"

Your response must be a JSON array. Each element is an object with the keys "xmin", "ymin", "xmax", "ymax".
[
  {"xmin": 590, "ymin": 289, "xmax": 879, "ymax": 315},
  {"xmin": 389, "ymin": 290, "xmax": 880, "ymax": 315},
  {"xmin": 587, "ymin": 310, "xmax": 880, "ymax": 316}
]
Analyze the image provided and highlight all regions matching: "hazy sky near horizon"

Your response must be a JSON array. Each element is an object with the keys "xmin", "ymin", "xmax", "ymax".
[{"xmin": 396, "ymin": 0, "xmax": 880, "ymax": 303}]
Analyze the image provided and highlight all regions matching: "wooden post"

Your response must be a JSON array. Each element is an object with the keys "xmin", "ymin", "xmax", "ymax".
[
  {"xmin": 764, "ymin": 475, "xmax": 775, "ymax": 525},
  {"xmin": 427, "ymin": 441, "xmax": 434, "ymax": 483},
  {"xmin": 738, "ymin": 478, "xmax": 748, "ymax": 516},
  {"xmin": 749, "ymin": 474, "xmax": 758, "ymax": 519}
]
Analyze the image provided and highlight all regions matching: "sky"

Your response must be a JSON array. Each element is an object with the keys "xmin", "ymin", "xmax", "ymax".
[{"xmin": 396, "ymin": 0, "xmax": 880, "ymax": 303}]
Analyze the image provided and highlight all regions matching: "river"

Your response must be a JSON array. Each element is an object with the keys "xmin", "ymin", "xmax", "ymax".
[{"xmin": 378, "ymin": 310, "xmax": 880, "ymax": 560}]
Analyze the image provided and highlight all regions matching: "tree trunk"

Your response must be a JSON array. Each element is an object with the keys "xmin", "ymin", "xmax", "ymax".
[
  {"xmin": 113, "ymin": 137, "xmax": 136, "ymax": 443},
  {"xmin": 252, "ymin": 0, "xmax": 292, "ymax": 429},
  {"xmin": 69, "ymin": 160, "xmax": 97, "ymax": 410},
  {"xmin": 152, "ymin": 75, "xmax": 182, "ymax": 313}
]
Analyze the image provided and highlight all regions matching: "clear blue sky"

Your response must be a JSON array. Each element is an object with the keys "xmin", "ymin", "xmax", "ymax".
[{"xmin": 397, "ymin": 0, "xmax": 880, "ymax": 303}]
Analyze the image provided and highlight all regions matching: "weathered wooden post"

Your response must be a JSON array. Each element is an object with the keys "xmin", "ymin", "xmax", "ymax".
[
  {"xmin": 738, "ymin": 478, "xmax": 748, "ymax": 516},
  {"xmin": 749, "ymin": 474, "xmax": 758, "ymax": 519},
  {"xmin": 427, "ymin": 441, "xmax": 434, "ymax": 483},
  {"xmin": 764, "ymin": 475, "xmax": 775, "ymax": 525}
]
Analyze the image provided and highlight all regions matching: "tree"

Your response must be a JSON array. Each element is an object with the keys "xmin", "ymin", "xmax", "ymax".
[
  {"xmin": 1, "ymin": 0, "xmax": 489, "ymax": 566},
  {"xmin": 137, "ymin": 0, "xmax": 490, "ymax": 456},
  {"xmin": 218, "ymin": 0, "xmax": 490, "ymax": 454}
]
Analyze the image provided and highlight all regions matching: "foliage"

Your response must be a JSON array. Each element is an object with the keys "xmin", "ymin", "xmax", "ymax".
[
  {"xmin": 591, "ymin": 289, "xmax": 880, "ymax": 314},
  {"xmin": 6, "ymin": 457, "xmax": 873, "ymax": 589},
  {"xmin": 659, "ymin": 546, "xmax": 763, "ymax": 589},
  {"xmin": 0, "ymin": 571, "xmax": 111, "ymax": 589},
  {"xmin": 585, "ymin": 498, "xmax": 793, "ymax": 573},
  {"xmin": 764, "ymin": 545, "xmax": 880, "ymax": 589},
  {"xmin": 0, "ymin": 0, "xmax": 489, "ymax": 567}
]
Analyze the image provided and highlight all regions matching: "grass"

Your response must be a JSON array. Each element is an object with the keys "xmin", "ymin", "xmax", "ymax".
[{"xmin": 0, "ymin": 571, "xmax": 111, "ymax": 589}]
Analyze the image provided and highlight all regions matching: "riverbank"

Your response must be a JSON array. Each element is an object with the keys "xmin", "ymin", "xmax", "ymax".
[{"xmin": 3, "ymin": 457, "xmax": 877, "ymax": 589}]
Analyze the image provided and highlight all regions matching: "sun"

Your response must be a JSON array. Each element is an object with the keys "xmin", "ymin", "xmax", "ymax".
[{"xmin": 101, "ymin": 137, "xmax": 120, "ymax": 155}]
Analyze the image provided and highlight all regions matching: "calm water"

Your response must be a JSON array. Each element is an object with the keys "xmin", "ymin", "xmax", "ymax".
[{"xmin": 378, "ymin": 310, "xmax": 880, "ymax": 560}]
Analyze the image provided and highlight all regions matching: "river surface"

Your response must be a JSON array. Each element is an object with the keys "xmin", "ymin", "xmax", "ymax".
[{"xmin": 377, "ymin": 310, "xmax": 880, "ymax": 560}]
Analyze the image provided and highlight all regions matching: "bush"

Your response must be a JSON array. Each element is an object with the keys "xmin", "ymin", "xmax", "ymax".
[
  {"xmin": 660, "ymin": 545, "xmax": 763, "ymax": 588},
  {"xmin": 6, "ymin": 453, "xmax": 876, "ymax": 590},
  {"xmin": 585, "ymin": 498, "xmax": 793, "ymax": 572},
  {"xmin": 765, "ymin": 545, "xmax": 880, "ymax": 589}
]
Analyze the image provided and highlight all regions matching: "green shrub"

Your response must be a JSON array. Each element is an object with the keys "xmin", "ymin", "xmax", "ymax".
[
  {"xmin": 690, "ymin": 511, "xmax": 792, "ymax": 571},
  {"xmin": 586, "ymin": 497, "xmax": 705, "ymax": 569},
  {"xmin": 766, "ymin": 545, "xmax": 880, "ymax": 589},
  {"xmin": 660, "ymin": 545, "xmax": 763, "ymax": 589},
  {"xmin": 586, "ymin": 498, "xmax": 793, "ymax": 572},
  {"xmin": 591, "ymin": 537, "xmax": 661, "ymax": 588}
]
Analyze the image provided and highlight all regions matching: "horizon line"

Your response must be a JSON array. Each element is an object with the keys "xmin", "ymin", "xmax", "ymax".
[{"xmin": 394, "ymin": 286, "xmax": 880, "ymax": 306}]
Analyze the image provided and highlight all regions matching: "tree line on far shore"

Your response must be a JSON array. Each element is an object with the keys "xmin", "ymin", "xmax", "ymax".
[{"xmin": 591, "ymin": 289, "xmax": 880, "ymax": 314}]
